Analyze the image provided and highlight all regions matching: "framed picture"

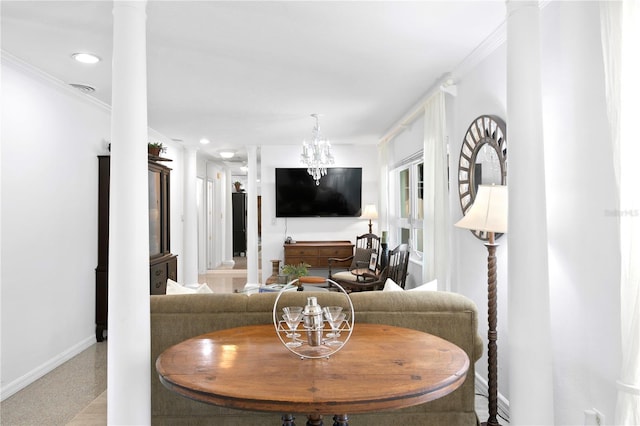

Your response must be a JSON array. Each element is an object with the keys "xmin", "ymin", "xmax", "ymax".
[{"xmin": 368, "ymin": 253, "xmax": 378, "ymax": 271}]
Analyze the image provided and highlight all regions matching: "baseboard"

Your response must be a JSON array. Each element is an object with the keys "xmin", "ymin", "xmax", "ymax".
[
  {"xmin": 1, "ymin": 334, "xmax": 96, "ymax": 401},
  {"xmin": 475, "ymin": 373, "xmax": 511, "ymax": 422}
]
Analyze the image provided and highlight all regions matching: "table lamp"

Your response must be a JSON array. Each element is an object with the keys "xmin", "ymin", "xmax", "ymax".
[
  {"xmin": 361, "ymin": 204, "xmax": 378, "ymax": 234},
  {"xmin": 454, "ymin": 184, "xmax": 507, "ymax": 426}
]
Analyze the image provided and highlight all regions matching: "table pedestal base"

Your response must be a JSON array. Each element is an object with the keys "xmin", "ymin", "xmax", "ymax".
[
  {"xmin": 306, "ymin": 414, "xmax": 323, "ymax": 426},
  {"xmin": 332, "ymin": 414, "xmax": 349, "ymax": 426},
  {"xmin": 281, "ymin": 413, "xmax": 349, "ymax": 426},
  {"xmin": 282, "ymin": 414, "xmax": 295, "ymax": 425}
]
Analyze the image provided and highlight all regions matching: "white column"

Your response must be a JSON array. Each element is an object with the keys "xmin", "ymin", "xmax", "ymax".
[
  {"xmin": 108, "ymin": 1, "xmax": 150, "ymax": 424},
  {"xmin": 506, "ymin": 1, "xmax": 555, "ymax": 424},
  {"xmin": 182, "ymin": 146, "xmax": 198, "ymax": 284},
  {"xmin": 246, "ymin": 146, "xmax": 259, "ymax": 285},
  {"xmin": 224, "ymin": 168, "xmax": 234, "ymax": 263}
]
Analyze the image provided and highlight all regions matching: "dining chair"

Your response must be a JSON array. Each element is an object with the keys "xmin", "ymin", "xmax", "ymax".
[
  {"xmin": 327, "ymin": 233, "xmax": 381, "ymax": 289},
  {"xmin": 334, "ymin": 243, "xmax": 410, "ymax": 292}
]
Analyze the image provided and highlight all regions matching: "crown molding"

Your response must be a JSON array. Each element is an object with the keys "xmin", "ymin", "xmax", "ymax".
[
  {"xmin": 452, "ymin": 21, "xmax": 506, "ymax": 82},
  {"xmin": 379, "ymin": 15, "xmax": 508, "ymax": 145},
  {"xmin": 2, "ymin": 49, "xmax": 177, "ymax": 147}
]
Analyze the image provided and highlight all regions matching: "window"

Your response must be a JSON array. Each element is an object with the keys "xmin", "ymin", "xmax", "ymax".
[{"xmin": 391, "ymin": 159, "xmax": 424, "ymax": 259}]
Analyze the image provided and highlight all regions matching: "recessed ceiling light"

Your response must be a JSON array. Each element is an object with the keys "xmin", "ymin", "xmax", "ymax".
[
  {"xmin": 72, "ymin": 52, "xmax": 101, "ymax": 64},
  {"xmin": 219, "ymin": 151, "xmax": 234, "ymax": 159},
  {"xmin": 199, "ymin": 138, "xmax": 210, "ymax": 145}
]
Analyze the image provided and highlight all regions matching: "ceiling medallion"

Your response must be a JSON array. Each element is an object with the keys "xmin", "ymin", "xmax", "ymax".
[{"xmin": 300, "ymin": 114, "xmax": 334, "ymax": 185}]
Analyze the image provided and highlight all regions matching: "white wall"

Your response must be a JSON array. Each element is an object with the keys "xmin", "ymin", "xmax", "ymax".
[
  {"xmin": 450, "ymin": 42, "xmax": 510, "ymax": 402},
  {"xmin": 383, "ymin": 42, "xmax": 511, "ymax": 397},
  {"xmin": 1, "ymin": 56, "xmax": 184, "ymax": 399},
  {"xmin": 1, "ymin": 59, "xmax": 108, "ymax": 397},
  {"xmin": 260, "ymin": 144, "xmax": 378, "ymax": 283},
  {"xmin": 541, "ymin": 3, "xmax": 620, "ymax": 424},
  {"xmin": 447, "ymin": 2, "xmax": 620, "ymax": 424},
  {"xmin": 382, "ymin": 3, "xmax": 620, "ymax": 423}
]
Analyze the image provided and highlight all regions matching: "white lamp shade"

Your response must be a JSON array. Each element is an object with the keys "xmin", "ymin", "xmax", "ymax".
[
  {"xmin": 361, "ymin": 204, "xmax": 378, "ymax": 220},
  {"xmin": 455, "ymin": 185, "xmax": 508, "ymax": 233}
]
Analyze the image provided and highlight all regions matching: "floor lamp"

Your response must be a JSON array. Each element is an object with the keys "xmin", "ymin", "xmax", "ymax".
[{"xmin": 455, "ymin": 185, "xmax": 508, "ymax": 426}]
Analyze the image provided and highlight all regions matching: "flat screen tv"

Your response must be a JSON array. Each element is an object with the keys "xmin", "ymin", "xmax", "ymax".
[{"xmin": 275, "ymin": 168, "xmax": 362, "ymax": 217}]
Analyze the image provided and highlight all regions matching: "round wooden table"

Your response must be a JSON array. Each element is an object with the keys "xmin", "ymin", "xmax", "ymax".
[{"xmin": 156, "ymin": 323, "xmax": 469, "ymax": 425}]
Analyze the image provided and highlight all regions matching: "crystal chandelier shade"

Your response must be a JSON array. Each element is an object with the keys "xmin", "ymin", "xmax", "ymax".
[{"xmin": 300, "ymin": 114, "xmax": 334, "ymax": 185}]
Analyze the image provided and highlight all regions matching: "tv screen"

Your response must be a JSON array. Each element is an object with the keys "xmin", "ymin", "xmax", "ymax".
[{"xmin": 275, "ymin": 168, "xmax": 362, "ymax": 217}]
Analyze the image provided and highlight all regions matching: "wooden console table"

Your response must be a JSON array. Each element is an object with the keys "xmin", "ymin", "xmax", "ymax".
[
  {"xmin": 156, "ymin": 323, "xmax": 469, "ymax": 425},
  {"xmin": 284, "ymin": 241, "xmax": 354, "ymax": 268}
]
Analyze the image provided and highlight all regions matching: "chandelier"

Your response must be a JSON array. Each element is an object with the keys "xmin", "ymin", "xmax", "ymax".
[{"xmin": 300, "ymin": 114, "xmax": 334, "ymax": 185}]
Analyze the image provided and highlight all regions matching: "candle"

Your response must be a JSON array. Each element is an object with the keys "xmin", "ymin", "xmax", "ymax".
[{"xmin": 381, "ymin": 231, "xmax": 387, "ymax": 244}]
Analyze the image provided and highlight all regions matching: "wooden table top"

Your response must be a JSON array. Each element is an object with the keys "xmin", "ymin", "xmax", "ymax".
[{"xmin": 156, "ymin": 323, "xmax": 469, "ymax": 415}]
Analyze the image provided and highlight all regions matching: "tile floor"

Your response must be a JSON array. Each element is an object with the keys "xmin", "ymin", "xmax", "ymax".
[{"xmin": 0, "ymin": 266, "xmax": 508, "ymax": 425}]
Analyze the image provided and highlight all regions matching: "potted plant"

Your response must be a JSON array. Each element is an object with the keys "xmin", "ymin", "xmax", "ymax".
[
  {"xmin": 281, "ymin": 262, "xmax": 310, "ymax": 282},
  {"xmin": 148, "ymin": 142, "xmax": 166, "ymax": 157},
  {"xmin": 233, "ymin": 181, "xmax": 243, "ymax": 192}
]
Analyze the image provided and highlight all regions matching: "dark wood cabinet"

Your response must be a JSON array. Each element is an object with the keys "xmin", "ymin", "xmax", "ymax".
[
  {"xmin": 232, "ymin": 192, "xmax": 247, "ymax": 256},
  {"xmin": 95, "ymin": 157, "xmax": 111, "ymax": 343},
  {"xmin": 150, "ymin": 254, "xmax": 177, "ymax": 295},
  {"xmin": 95, "ymin": 155, "xmax": 177, "ymax": 342}
]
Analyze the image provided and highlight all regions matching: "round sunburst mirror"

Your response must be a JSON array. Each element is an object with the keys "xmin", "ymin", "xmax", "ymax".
[{"xmin": 457, "ymin": 115, "xmax": 507, "ymax": 240}]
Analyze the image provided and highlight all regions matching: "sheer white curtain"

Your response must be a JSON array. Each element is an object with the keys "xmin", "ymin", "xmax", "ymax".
[
  {"xmin": 601, "ymin": 2, "xmax": 640, "ymax": 424},
  {"xmin": 422, "ymin": 91, "xmax": 449, "ymax": 289},
  {"xmin": 377, "ymin": 140, "xmax": 390, "ymax": 237}
]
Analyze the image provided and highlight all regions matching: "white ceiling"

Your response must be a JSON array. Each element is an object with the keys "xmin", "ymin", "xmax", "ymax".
[{"xmin": 1, "ymin": 1, "xmax": 505, "ymax": 169}]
